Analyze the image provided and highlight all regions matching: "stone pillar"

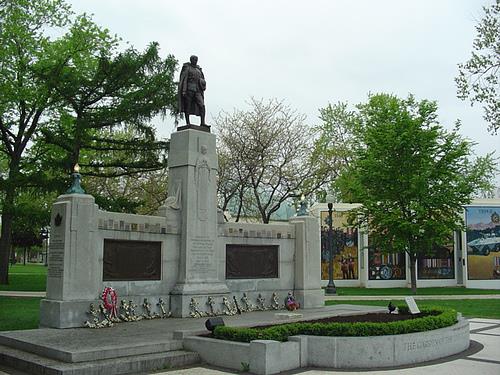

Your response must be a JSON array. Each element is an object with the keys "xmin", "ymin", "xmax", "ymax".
[
  {"xmin": 168, "ymin": 128, "xmax": 229, "ymax": 316},
  {"xmin": 39, "ymin": 193, "xmax": 99, "ymax": 328},
  {"xmin": 289, "ymin": 215, "xmax": 324, "ymax": 308}
]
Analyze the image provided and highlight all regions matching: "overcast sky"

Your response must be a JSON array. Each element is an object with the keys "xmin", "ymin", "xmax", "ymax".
[{"xmin": 68, "ymin": 0, "xmax": 499, "ymax": 183}]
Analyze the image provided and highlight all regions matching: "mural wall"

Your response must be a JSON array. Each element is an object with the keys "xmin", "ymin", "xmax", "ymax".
[
  {"xmin": 417, "ymin": 244, "xmax": 455, "ymax": 279},
  {"xmin": 320, "ymin": 211, "xmax": 358, "ymax": 280},
  {"xmin": 368, "ymin": 247, "xmax": 407, "ymax": 280},
  {"xmin": 465, "ymin": 206, "xmax": 500, "ymax": 280}
]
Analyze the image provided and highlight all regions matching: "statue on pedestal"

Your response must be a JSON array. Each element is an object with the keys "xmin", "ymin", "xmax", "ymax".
[{"xmin": 178, "ymin": 55, "xmax": 207, "ymax": 127}]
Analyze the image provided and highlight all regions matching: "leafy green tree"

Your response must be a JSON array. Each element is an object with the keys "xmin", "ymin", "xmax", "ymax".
[
  {"xmin": 0, "ymin": 1, "xmax": 177, "ymax": 285},
  {"xmin": 10, "ymin": 189, "xmax": 53, "ymax": 263},
  {"xmin": 456, "ymin": 0, "xmax": 499, "ymax": 134},
  {"xmin": 84, "ymin": 168, "xmax": 169, "ymax": 215},
  {"xmin": 311, "ymin": 102, "xmax": 363, "ymax": 201},
  {"xmin": 38, "ymin": 14, "xmax": 176, "ymax": 176},
  {"xmin": 337, "ymin": 94, "xmax": 496, "ymax": 293},
  {"xmin": 0, "ymin": 0, "xmax": 71, "ymax": 284}
]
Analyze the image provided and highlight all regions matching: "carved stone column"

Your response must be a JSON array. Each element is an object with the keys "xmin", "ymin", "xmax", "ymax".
[{"xmin": 168, "ymin": 128, "xmax": 229, "ymax": 317}]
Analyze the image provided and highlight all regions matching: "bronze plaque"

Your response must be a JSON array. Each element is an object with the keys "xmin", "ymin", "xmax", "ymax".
[
  {"xmin": 103, "ymin": 239, "xmax": 161, "ymax": 281},
  {"xmin": 226, "ymin": 245, "xmax": 278, "ymax": 279}
]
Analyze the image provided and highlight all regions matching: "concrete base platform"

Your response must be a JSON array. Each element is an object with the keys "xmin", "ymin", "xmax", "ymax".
[
  {"xmin": 0, "ymin": 305, "xmax": 384, "ymax": 375},
  {"xmin": 0, "ymin": 345, "xmax": 199, "ymax": 375}
]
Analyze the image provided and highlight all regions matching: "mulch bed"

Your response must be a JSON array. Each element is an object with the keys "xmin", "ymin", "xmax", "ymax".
[
  {"xmin": 303, "ymin": 312, "xmax": 423, "ymax": 324},
  {"xmin": 249, "ymin": 312, "xmax": 424, "ymax": 329}
]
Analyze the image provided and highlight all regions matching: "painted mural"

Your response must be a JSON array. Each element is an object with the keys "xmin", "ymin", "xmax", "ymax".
[
  {"xmin": 465, "ymin": 206, "xmax": 500, "ymax": 280},
  {"xmin": 368, "ymin": 247, "xmax": 406, "ymax": 280},
  {"xmin": 417, "ymin": 244, "xmax": 454, "ymax": 279},
  {"xmin": 320, "ymin": 211, "xmax": 358, "ymax": 280}
]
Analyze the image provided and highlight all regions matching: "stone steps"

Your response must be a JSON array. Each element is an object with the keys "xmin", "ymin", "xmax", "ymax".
[
  {"xmin": 0, "ymin": 344, "xmax": 200, "ymax": 375},
  {"xmin": 0, "ymin": 335, "xmax": 184, "ymax": 363}
]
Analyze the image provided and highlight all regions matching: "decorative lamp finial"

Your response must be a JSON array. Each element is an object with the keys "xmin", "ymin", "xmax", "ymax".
[
  {"xmin": 296, "ymin": 194, "xmax": 308, "ymax": 216},
  {"xmin": 66, "ymin": 163, "xmax": 85, "ymax": 194}
]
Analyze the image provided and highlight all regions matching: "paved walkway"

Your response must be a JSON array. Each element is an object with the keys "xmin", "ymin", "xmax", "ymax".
[
  {"xmin": 325, "ymin": 294, "xmax": 500, "ymax": 300},
  {"xmin": 0, "ymin": 291, "xmax": 45, "ymax": 297}
]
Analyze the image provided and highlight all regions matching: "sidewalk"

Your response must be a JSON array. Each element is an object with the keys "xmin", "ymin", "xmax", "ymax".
[
  {"xmin": 325, "ymin": 294, "xmax": 500, "ymax": 301},
  {"xmin": 0, "ymin": 291, "xmax": 45, "ymax": 297}
]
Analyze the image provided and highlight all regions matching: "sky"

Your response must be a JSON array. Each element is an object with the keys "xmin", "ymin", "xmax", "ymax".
[{"xmin": 68, "ymin": 0, "xmax": 499, "ymax": 184}]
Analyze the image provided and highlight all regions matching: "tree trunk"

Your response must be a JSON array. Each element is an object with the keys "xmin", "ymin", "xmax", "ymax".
[
  {"xmin": 0, "ymin": 195, "xmax": 14, "ymax": 284},
  {"xmin": 263, "ymin": 213, "xmax": 270, "ymax": 224},
  {"xmin": 408, "ymin": 252, "xmax": 417, "ymax": 294},
  {"xmin": 10, "ymin": 247, "xmax": 16, "ymax": 265},
  {"xmin": 0, "ymin": 162, "xmax": 20, "ymax": 284}
]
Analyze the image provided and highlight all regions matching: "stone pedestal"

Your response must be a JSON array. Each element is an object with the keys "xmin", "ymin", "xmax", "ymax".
[
  {"xmin": 289, "ymin": 215, "xmax": 324, "ymax": 308},
  {"xmin": 168, "ymin": 128, "xmax": 229, "ymax": 316},
  {"xmin": 40, "ymin": 193, "xmax": 99, "ymax": 328}
]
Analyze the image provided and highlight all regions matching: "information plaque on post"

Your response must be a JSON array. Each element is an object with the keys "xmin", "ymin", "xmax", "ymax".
[{"xmin": 405, "ymin": 296, "xmax": 421, "ymax": 314}]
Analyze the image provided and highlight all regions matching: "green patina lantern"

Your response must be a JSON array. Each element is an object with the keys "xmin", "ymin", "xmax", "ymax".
[{"xmin": 66, "ymin": 163, "xmax": 86, "ymax": 194}]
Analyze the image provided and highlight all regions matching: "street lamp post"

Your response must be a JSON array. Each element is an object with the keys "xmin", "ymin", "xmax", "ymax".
[
  {"xmin": 325, "ymin": 199, "xmax": 337, "ymax": 295},
  {"xmin": 40, "ymin": 227, "xmax": 49, "ymax": 266}
]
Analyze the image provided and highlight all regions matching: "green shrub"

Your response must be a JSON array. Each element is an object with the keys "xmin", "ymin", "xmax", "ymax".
[{"xmin": 212, "ymin": 307, "xmax": 457, "ymax": 343}]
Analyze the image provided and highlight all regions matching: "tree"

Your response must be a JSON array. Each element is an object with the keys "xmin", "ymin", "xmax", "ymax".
[
  {"xmin": 337, "ymin": 94, "xmax": 496, "ymax": 293},
  {"xmin": 11, "ymin": 189, "xmax": 53, "ymax": 263},
  {"xmin": 456, "ymin": 0, "xmax": 500, "ymax": 134},
  {"xmin": 37, "ymin": 14, "xmax": 176, "ymax": 176},
  {"xmin": 311, "ymin": 102, "xmax": 363, "ymax": 201},
  {"xmin": 215, "ymin": 98, "xmax": 329, "ymax": 223},
  {"xmin": 0, "ymin": 0, "xmax": 72, "ymax": 284},
  {"xmin": 0, "ymin": 1, "xmax": 178, "ymax": 285},
  {"xmin": 83, "ymin": 168, "xmax": 169, "ymax": 215}
]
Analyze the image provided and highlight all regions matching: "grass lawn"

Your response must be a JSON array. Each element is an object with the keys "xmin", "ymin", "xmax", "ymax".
[
  {"xmin": 335, "ymin": 287, "xmax": 500, "ymax": 296},
  {"xmin": 0, "ymin": 264, "xmax": 47, "ymax": 292},
  {"xmin": 9, "ymin": 264, "xmax": 48, "ymax": 274},
  {"xmin": 327, "ymin": 299, "xmax": 500, "ymax": 319},
  {"xmin": 0, "ymin": 297, "xmax": 41, "ymax": 331}
]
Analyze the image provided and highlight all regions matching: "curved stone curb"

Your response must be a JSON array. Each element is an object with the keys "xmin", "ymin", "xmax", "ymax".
[
  {"xmin": 300, "ymin": 318, "xmax": 469, "ymax": 368},
  {"xmin": 183, "ymin": 318, "xmax": 469, "ymax": 375}
]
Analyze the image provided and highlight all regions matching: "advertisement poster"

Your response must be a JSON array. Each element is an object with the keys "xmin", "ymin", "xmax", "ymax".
[
  {"xmin": 320, "ymin": 211, "xmax": 358, "ymax": 280},
  {"xmin": 417, "ymin": 244, "xmax": 454, "ymax": 279},
  {"xmin": 368, "ymin": 246, "xmax": 406, "ymax": 280},
  {"xmin": 465, "ymin": 207, "xmax": 500, "ymax": 280}
]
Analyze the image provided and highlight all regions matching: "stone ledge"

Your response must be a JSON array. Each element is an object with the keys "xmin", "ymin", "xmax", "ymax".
[{"xmin": 182, "ymin": 318, "xmax": 470, "ymax": 374}]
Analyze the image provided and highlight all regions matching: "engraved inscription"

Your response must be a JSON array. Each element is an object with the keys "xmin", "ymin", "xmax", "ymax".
[
  {"xmin": 188, "ymin": 237, "xmax": 216, "ymax": 278},
  {"xmin": 48, "ymin": 242, "xmax": 65, "ymax": 278},
  {"xmin": 403, "ymin": 336, "xmax": 453, "ymax": 351}
]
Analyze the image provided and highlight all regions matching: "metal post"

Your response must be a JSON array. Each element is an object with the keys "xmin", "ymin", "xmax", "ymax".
[
  {"xmin": 40, "ymin": 227, "xmax": 49, "ymax": 266},
  {"xmin": 325, "ymin": 202, "xmax": 337, "ymax": 295},
  {"xmin": 44, "ymin": 234, "xmax": 48, "ymax": 267}
]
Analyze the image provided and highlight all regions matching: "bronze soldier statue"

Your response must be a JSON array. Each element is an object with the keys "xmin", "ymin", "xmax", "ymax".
[{"xmin": 178, "ymin": 55, "xmax": 207, "ymax": 126}]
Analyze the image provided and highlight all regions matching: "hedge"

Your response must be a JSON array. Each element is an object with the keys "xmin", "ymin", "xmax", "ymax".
[{"xmin": 212, "ymin": 306, "xmax": 457, "ymax": 343}]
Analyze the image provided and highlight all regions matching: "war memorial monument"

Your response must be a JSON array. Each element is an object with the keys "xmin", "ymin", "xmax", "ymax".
[{"xmin": 0, "ymin": 56, "xmax": 470, "ymax": 375}]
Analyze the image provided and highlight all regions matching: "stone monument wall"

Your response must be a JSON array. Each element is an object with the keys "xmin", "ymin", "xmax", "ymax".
[{"xmin": 40, "ymin": 128, "xmax": 323, "ymax": 328}]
